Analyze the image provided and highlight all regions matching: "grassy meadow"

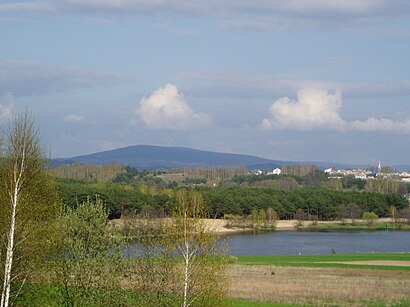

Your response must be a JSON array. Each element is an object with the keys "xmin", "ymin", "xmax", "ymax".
[
  {"xmin": 18, "ymin": 253, "xmax": 409, "ymax": 306},
  {"xmin": 235, "ymin": 253, "xmax": 410, "ymax": 270},
  {"xmin": 228, "ymin": 253, "xmax": 410, "ymax": 306}
]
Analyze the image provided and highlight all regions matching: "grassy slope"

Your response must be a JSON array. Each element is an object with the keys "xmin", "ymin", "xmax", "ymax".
[{"xmin": 236, "ymin": 253, "xmax": 410, "ymax": 270}]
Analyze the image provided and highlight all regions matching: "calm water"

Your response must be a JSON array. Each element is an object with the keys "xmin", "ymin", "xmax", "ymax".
[{"xmin": 223, "ymin": 230, "xmax": 410, "ymax": 256}]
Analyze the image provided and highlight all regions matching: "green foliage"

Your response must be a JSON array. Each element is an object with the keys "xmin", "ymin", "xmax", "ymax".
[
  {"xmin": 362, "ymin": 211, "xmax": 378, "ymax": 226},
  {"xmin": 52, "ymin": 197, "xmax": 123, "ymax": 306},
  {"xmin": 56, "ymin": 176, "xmax": 409, "ymax": 222},
  {"xmin": 0, "ymin": 112, "xmax": 59, "ymax": 305},
  {"xmin": 203, "ymin": 187, "xmax": 407, "ymax": 220},
  {"xmin": 126, "ymin": 188, "xmax": 229, "ymax": 307},
  {"xmin": 342, "ymin": 176, "xmax": 366, "ymax": 190}
]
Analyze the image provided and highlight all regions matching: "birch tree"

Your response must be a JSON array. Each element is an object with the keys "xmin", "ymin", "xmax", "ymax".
[
  {"xmin": 170, "ymin": 189, "xmax": 228, "ymax": 307},
  {"xmin": 0, "ymin": 112, "xmax": 58, "ymax": 307},
  {"xmin": 127, "ymin": 188, "xmax": 228, "ymax": 306}
]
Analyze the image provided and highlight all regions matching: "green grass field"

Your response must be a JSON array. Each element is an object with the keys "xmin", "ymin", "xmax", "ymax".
[{"xmin": 235, "ymin": 253, "xmax": 410, "ymax": 270}]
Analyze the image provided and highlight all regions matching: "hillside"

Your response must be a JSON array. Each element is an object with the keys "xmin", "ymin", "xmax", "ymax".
[
  {"xmin": 51, "ymin": 144, "xmax": 409, "ymax": 171},
  {"xmin": 52, "ymin": 145, "xmax": 283, "ymax": 170}
]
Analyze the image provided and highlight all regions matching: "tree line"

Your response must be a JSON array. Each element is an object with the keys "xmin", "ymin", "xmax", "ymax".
[{"xmin": 55, "ymin": 177, "xmax": 409, "ymax": 222}]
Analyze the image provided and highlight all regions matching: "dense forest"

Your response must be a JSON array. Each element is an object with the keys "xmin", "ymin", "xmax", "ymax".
[{"xmin": 54, "ymin": 163, "xmax": 410, "ymax": 221}]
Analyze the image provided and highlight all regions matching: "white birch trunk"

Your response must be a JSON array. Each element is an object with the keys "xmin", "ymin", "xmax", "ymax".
[
  {"xmin": 1, "ymin": 147, "xmax": 25, "ymax": 307},
  {"xmin": 182, "ymin": 209, "xmax": 189, "ymax": 307},
  {"xmin": 183, "ymin": 241, "xmax": 190, "ymax": 307}
]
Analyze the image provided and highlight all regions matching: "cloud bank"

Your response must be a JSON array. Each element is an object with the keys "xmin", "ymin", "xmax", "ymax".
[
  {"xmin": 0, "ymin": 93, "xmax": 14, "ymax": 121},
  {"xmin": 1, "ymin": 0, "xmax": 409, "ymax": 30},
  {"xmin": 136, "ymin": 84, "xmax": 211, "ymax": 131},
  {"xmin": 180, "ymin": 70, "xmax": 410, "ymax": 100},
  {"xmin": 0, "ymin": 61, "xmax": 126, "ymax": 97},
  {"xmin": 260, "ymin": 88, "xmax": 410, "ymax": 133}
]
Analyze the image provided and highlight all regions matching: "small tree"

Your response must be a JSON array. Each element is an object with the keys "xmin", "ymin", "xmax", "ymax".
[
  {"xmin": 258, "ymin": 209, "xmax": 267, "ymax": 228},
  {"xmin": 390, "ymin": 205, "xmax": 397, "ymax": 230},
  {"xmin": 170, "ymin": 189, "xmax": 228, "ymax": 307},
  {"xmin": 362, "ymin": 211, "xmax": 378, "ymax": 227},
  {"xmin": 341, "ymin": 203, "xmax": 362, "ymax": 225},
  {"xmin": 53, "ymin": 197, "xmax": 122, "ymax": 306},
  {"xmin": 129, "ymin": 189, "xmax": 228, "ymax": 306},
  {"xmin": 294, "ymin": 208, "xmax": 307, "ymax": 226},
  {"xmin": 251, "ymin": 208, "xmax": 259, "ymax": 228},
  {"xmin": 266, "ymin": 207, "xmax": 278, "ymax": 228}
]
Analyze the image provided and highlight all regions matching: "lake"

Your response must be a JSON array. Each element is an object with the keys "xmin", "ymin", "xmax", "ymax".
[{"xmin": 223, "ymin": 230, "xmax": 410, "ymax": 256}]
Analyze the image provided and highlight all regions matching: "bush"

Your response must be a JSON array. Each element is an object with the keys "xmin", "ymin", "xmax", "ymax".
[{"xmin": 362, "ymin": 211, "xmax": 378, "ymax": 226}]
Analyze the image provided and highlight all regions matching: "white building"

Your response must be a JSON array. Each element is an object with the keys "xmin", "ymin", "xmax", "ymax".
[
  {"xmin": 272, "ymin": 168, "xmax": 282, "ymax": 175},
  {"xmin": 324, "ymin": 168, "xmax": 333, "ymax": 174}
]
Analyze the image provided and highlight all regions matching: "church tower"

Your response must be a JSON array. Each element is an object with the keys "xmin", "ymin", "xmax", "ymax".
[{"xmin": 377, "ymin": 160, "xmax": 382, "ymax": 175}]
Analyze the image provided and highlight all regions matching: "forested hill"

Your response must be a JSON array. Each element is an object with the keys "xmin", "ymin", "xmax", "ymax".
[
  {"xmin": 51, "ymin": 144, "xmax": 409, "ymax": 171},
  {"xmin": 52, "ymin": 145, "xmax": 284, "ymax": 170}
]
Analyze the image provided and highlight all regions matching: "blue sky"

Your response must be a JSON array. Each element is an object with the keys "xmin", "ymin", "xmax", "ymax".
[{"xmin": 0, "ymin": 1, "xmax": 410, "ymax": 166}]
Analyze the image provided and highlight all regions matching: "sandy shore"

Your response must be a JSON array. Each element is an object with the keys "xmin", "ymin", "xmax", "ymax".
[
  {"xmin": 111, "ymin": 218, "xmax": 395, "ymax": 234},
  {"xmin": 203, "ymin": 218, "xmax": 300, "ymax": 234},
  {"xmin": 204, "ymin": 218, "xmax": 396, "ymax": 234}
]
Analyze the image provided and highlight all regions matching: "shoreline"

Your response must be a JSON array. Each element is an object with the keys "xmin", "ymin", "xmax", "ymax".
[
  {"xmin": 112, "ymin": 217, "xmax": 404, "ymax": 235},
  {"xmin": 203, "ymin": 218, "xmax": 402, "ymax": 234}
]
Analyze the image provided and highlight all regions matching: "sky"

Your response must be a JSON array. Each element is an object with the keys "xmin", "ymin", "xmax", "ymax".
[{"xmin": 0, "ymin": 1, "xmax": 410, "ymax": 167}]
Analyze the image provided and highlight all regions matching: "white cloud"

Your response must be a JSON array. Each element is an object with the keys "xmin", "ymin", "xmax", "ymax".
[
  {"xmin": 261, "ymin": 88, "xmax": 410, "ymax": 133},
  {"xmin": 63, "ymin": 114, "xmax": 85, "ymax": 122},
  {"xmin": 260, "ymin": 88, "xmax": 346, "ymax": 130},
  {"xmin": 351, "ymin": 117, "xmax": 410, "ymax": 133},
  {"xmin": 136, "ymin": 84, "xmax": 211, "ymax": 131},
  {"xmin": 0, "ymin": 93, "xmax": 15, "ymax": 121}
]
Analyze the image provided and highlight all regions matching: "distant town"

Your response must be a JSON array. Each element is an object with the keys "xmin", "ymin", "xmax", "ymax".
[{"xmin": 252, "ymin": 161, "xmax": 410, "ymax": 183}]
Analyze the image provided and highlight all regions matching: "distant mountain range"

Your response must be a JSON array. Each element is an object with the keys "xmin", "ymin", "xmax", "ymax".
[{"xmin": 51, "ymin": 144, "xmax": 410, "ymax": 171}]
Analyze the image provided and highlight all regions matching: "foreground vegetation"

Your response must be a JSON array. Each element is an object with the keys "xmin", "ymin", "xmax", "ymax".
[
  {"xmin": 15, "ymin": 253, "xmax": 410, "ymax": 307},
  {"xmin": 2, "ymin": 113, "xmax": 410, "ymax": 306}
]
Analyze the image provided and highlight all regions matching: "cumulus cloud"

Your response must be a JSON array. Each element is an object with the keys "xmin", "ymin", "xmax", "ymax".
[
  {"xmin": 0, "ymin": 93, "xmax": 15, "ymax": 121},
  {"xmin": 260, "ymin": 88, "xmax": 410, "ymax": 133},
  {"xmin": 0, "ymin": 61, "xmax": 127, "ymax": 97},
  {"xmin": 63, "ymin": 114, "xmax": 85, "ymax": 122},
  {"xmin": 136, "ymin": 84, "xmax": 211, "ymax": 131},
  {"xmin": 260, "ymin": 88, "xmax": 346, "ymax": 130}
]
